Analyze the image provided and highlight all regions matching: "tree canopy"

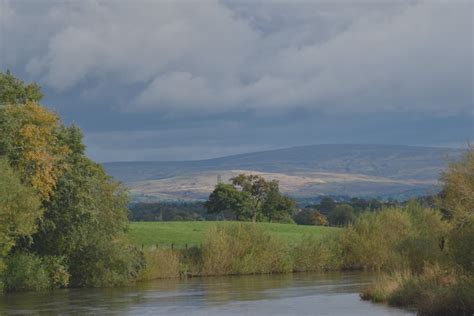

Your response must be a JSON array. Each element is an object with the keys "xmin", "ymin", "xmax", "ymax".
[{"xmin": 205, "ymin": 174, "xmax": 296, "ymax": 222}]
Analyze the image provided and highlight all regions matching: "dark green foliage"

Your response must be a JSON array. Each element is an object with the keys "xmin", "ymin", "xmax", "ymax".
[
  {"xmin": 318, "ymin": 197, "xmax": 336, "ymax": 214},
  {"xmin": 205, "ymin": 183, "xmax": 250, "ymax": 220},
  {"xmin": 0, "ymin": 158, "xmax": 42, "ymax": 270},
  {"xmin": 69, "ymin": 238, "xmax": 145, "ymax": 287},
  {"xmin": 32, "ymin": 145, "xmax": 142, "ymax": 287},
  {"xmin": 448, "ymin": 216, "xmax": 474, "ymax": 272},
  {"xmin": 328, "ymin": 204, "xmax": 355, "ymax": 226},
  {"xmin": 2, "ymin": 253, "xmax": 69, "ymax": 292},
  {"xmin": 305, "ymin": 196, "xmax": 399, "ymax": 218},
  {"xmin": 205, "ymin": 175, "xmax": 296, "ymax": 222}
]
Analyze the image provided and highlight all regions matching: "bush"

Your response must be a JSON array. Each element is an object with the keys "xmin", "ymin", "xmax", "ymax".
[
  {"xmin": 2, "ymin": 253, "xmax": 69, "ymax": 292},
  {"xmin": 69, "ymin": 238, "xmax": 144, "ymax": 288},
  {"xmin": 361, "ymin": 265, "xmax": 474, "ymax": 316},
  {"xmin": 138, "ymin": 247, "xmax": 180, "ymax": 280},
  {"xmin": 293, "ymin": 209, "xmax": 328, "ymax": 226},
  {"xmin": 340, "ymin": 208, "xmax": 411, "ymax": 270},
  {"xmin": 328, "ymin": 204, "xmax": 355, "ymax": 226},
  {"xmin": 42, "ymin": 256, "xmax": 70, "ymax": 289},
  {"xmin": 200, "ymin": 223, "xmax": 292, "ymax": 276},
  {"xmin": 292, "ymin": 235, "xmax": 342, "ymax": 272},
  {"xmin": 340, "ymin": 203, "xmax": 447, "ymax": 271},
  {"xmin": 360, "ymin": 270, "xmax": 412, "ymax": 303},
  {"xmin": 448, "ymin": 214, "xmax": 474, "ymax": 272}
]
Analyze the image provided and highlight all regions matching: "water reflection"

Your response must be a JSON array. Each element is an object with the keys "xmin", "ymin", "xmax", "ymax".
[{"xmin": 0, "ymin": 272, "xmax": 414, "ymax": 315}]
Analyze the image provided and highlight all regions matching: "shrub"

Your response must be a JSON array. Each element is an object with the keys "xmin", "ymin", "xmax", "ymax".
[
  {"xmin": 361, "ymin": 265, "xmax": 474, "ymax": 316},
  {"xmin": 340, "ymin": 209, "xmax": 411, "ymax": 270},
  {"xmin": 293, "ymin": 209, "xmax": 328, "ymax": 226},
  {"xmin": 200, "ymin": 223, "xmax": 292, "ymax": 276},
  {"xmin": 69, "ymin": 238, "xmax": 144, "ymax": 288},
  {"xmin": 360, "ymin": 270, "xmax": 412, "ymax": 303},
  {"xmin": 292, "ymin": 235, "xmax": 342, "ymax": 272},
  {"xmin": 138, "ymin": 247, "xmax": 180, "ymax": 280},
  {"xmin": 448, "ymin": 214, "xmax": 474, "ymax": 272},
  {"xmin": 42, "ymin": 256, "xmax": 70, "ymax": 289},
  {"xmin": 328, "ymin": 204, "xmax": 355, "ymax": 226},
  {"xmin": 2, "ymin": 253, "xmax": 69, "ymax": 292},
  {"xmin": 340, "ymin": 203, "xmax": 447, "ymax": 271}
]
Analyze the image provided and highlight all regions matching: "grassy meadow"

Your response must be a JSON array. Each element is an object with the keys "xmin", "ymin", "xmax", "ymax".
[{"xmin": 128, "ymin": 221, "xmax": 338, "ymax": 248}]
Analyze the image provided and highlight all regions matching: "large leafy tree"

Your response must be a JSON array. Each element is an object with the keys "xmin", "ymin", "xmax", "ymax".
[
  {"xmin": 0, "ymin": 71, "xmax": 143, "ymax": 288},
  {"xmin": 31, "ymin": 127, "xmax": 142, "ymax": 286},
  {"xmin": 205, "ymin": 174, "xmax": 295, "ymax": 222}
]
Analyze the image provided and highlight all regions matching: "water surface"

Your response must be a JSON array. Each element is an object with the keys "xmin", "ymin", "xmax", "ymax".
[{"xmin": 0, "ymin": 272, "xmax": 414, "ymax": 315}]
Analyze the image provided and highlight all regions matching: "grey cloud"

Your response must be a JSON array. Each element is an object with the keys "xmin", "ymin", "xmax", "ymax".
[{"xmin": 1, "ymin": 0, "xmax": 472, "ymax": 116}]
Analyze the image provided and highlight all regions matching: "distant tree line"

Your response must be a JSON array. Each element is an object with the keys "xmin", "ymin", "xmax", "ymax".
[
  {"xmin": 129, "ymin": 187, "xmax": 438, "ymax": 227},
  {"xmin": 129, "ymin": 202, "xmax": 211, "ymax": 221}
]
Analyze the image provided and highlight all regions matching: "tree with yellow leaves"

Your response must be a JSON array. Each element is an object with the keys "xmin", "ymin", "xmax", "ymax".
[{"xmin": 0, "ymin": 101, "xmax": 70, "ymax": 200}]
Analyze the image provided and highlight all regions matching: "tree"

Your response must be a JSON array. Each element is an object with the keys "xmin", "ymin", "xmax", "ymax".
[
  {"xmin": 328, "ymin": 204, "xmax": 355, "ymax": 226},
  {"xmin": 262, "ymin": 189, "xmax": 296, "ymax": 222},
  {"xmin": 0, "ymin": 102, "xmax": 70, "ymax": 200},
  {"xmin": 0, "ymin": 72, "xmax": 143, "ymax": 288},
  {"xmin": 205, "ymin": 174, "xmax": 295, "ymax": 222},
  {"xmin": 205, "ymin": 183, "xmax": 250, "ymax": 220},
  {"xmin": 0, "ymin": 158, "xmax": 42, "ymax": 271},
  {"xmin": 318, "ymin": 197, "xmax": 336, "ymax": 214},
  {"xmin": 31, "ymin": 127, "xmax": 142, "ymax": 286},
  {"xmin": 0, "ymin": 70, "xmax": 43, "ymax": 105},
  {"xmin": 231, "ymin": 174, "xmax": 273, "ymax": 222}
]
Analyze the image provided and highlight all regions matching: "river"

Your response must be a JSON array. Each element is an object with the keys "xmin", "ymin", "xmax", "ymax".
[{"xmin": 0, "ymin": 272, "xmax": 414, "ymax": 315}]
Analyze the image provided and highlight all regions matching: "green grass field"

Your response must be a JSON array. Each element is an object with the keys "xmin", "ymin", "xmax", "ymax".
[{"xmin": 128, "ymin": 221, "xmax": 338, "ymax": 248}]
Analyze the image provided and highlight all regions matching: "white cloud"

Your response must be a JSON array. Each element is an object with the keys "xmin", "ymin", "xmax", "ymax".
[{"xmin": 2, "ymin": 0, "xmax": 472, "ymax": 116}]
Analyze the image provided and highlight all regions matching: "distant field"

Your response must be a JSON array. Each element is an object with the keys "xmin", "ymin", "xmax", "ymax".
[{"xmin": 128, "ymin": 221, "xmax": 338, "ymax": 248}]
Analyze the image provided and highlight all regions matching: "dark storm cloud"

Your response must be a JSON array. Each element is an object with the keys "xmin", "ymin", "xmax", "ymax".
[{"xmin": 0, "ymin": 0, "xmax": 472, "ymax": 161}]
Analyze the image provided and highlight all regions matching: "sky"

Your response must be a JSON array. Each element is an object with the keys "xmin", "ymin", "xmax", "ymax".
[{"xmin": 1, "ymin": 0, "xmax": 473, "ymax": 162}]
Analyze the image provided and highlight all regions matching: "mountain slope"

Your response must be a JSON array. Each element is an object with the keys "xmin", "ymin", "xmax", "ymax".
[{"xmin": 103, "ymin": 144, "xmax": 460, "ymax": 200}]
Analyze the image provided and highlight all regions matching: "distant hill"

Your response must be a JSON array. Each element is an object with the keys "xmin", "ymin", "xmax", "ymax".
[{"xmin": 103, "ymin": 144, "xmax": 461, "ymax": 201}]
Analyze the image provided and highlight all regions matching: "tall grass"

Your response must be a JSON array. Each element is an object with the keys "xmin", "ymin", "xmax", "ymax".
[
  {"xmin": 200, "ymin": 223, "xmax": 293, "ymax": 276},
  {"xmin": 339, "ymin": 202, "xmax": 448, "ymax": 271},
  {"xmin": 292, "ymin": 235, "xmax": 342, "ymax": 272},
  {"xmin": 361, "ymin": 264, "xmax": 474, "ymax": 315},
  {"xmin": 137, "ymin": 247, "xmax": 180, "ymax": 280}
]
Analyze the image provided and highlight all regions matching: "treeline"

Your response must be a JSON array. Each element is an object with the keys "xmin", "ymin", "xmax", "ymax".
[
  {"xmin": 129, "ymin": 192, "xmax": 410, "ymax": 227},
  {"xmin": 129, "ymin": 202, "xmax": 211, "ymax": 221},
  {"xmin": 0, "ymin": 72, "xmax": 143, "ymax": 291},
  {"xmin": 294, "ymin": 197, "xmax": 400, "ymax": 226}
]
